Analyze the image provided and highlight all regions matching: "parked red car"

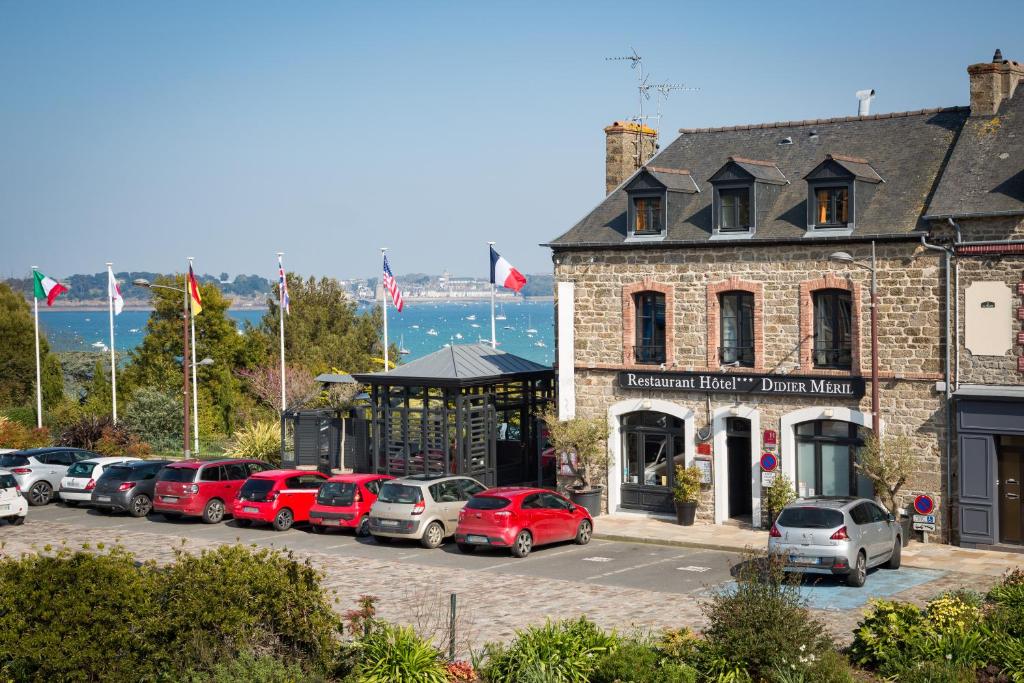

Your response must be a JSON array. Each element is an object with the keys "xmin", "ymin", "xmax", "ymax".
[
  {"xmin": 309, "ymin": 473, "xmax": 394, "ymax": 536},
  {"xmin": 153, "ymin": 458, "xmax": 272, "ymax": 523},
  {"xmin": 231, "ymin": 469, "xmax": 328, "ymax": 531},
  {"xmin": 455, "ymin": 487, "xmax": 593, "ymax": 558}
]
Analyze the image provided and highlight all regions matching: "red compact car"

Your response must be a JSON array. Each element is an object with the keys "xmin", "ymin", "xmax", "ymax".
[
  {"xmin": 232, "ymin": 470, "xmax": 329, "ymax": 531},
  {"xmin": 309, "ymin": 474, "xmax": 394, "ymax": 536},
  {"xmin": 455, "ymin": 487, "xmax": 593, "ymax": 558},
  {"xmin": 153, "ymin": 458, "xmax": 272, "ymax": 524}
]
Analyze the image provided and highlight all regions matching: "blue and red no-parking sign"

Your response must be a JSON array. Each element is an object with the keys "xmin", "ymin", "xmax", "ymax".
[
  {"xmin": 913, "ymin": 494, "xmax": 935, "ymax": 515},
  {"xmin": 760, "ymin": 452, "xmax": 778, "ymax": 472}
]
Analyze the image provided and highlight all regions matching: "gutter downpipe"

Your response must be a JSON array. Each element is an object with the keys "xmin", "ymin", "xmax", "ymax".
[{"xmin": 920, "ymin": 232, "xmax": 954, "ymax": 542}]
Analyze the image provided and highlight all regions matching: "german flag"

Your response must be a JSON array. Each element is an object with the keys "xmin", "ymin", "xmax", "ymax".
[{"xmin": 187, "ymin": 265, "xmax": 203, "ymax": 316}]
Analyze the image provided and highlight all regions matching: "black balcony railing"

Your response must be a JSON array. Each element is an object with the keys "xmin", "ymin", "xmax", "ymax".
[
  {"xmin": 719, "ymin": 345, "xmax": 755, "ymax": 367},
  {"xmin": 635, "ymin": 344, "xmax": 666, "ymax": 365}
]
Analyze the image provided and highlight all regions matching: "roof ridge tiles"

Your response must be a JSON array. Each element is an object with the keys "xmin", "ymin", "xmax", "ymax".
[
  {"xmin": 728, "ymin": 156, "xmax": 778, "ymax": 167},
  {"xmin": 645, "ymin": 165, "xmax": 692, "ymax": 175},
  {"xmin": 679, "ymin": 106, "xmax": 968, "ymax": 134},
  {"xmin": 827, "ymin": 153, "xmax": 870, "ymax": 164}
]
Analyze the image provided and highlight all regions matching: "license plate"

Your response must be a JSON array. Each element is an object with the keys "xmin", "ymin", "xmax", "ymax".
[
  {"xmin": 466, "ymin": 535, "xmax": 488, "ymax": 544},
  {"xmin": 0, "ymin": 504, "xmax": 8, "ymax": 511},
  {"xmin": 96, "ymin": 496, "xmax": 110, "ymax": 502},
  {"xmin": 379, "ymin": 519, "xmax": 399, "ymax": 527},
  {"xmin": 162, "ymin": 496, "xmax": 178, "ymax": 503},
  {"xmin": 790, "ymin": 555, "xmax": 820, "ymax": 565},
  {"xmin": 320, "ymin": 519, "xmax": 340, "ymax": 526},
  {"xmin": 243, "ymin": 506, "xmax": 259, "ymax": 514}
]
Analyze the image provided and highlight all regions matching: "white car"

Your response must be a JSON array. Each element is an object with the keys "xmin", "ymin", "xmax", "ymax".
[
  {"xmin": 0, "ymin": 468, "xmax": 28, "ymax": 525},
  {"xmin": 59, "ymin": 457, "xmax": 142, "ymax": 506}
]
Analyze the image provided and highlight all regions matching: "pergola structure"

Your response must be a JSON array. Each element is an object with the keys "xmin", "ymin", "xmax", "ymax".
[{"xmin": 352, "ymin": 344, "xmax": 554, "ymax": 487}]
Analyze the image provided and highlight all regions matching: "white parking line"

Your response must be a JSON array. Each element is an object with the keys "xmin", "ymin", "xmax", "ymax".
[{"xmin": 585, "ymin": 554, "xmax": 688, "ymax": 579}]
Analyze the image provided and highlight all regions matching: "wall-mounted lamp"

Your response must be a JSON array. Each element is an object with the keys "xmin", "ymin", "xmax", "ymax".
[
  {"xmin": 640, "ymin": 399, "xmax": 652, "ymax": 410},
  {"xmin": 729, "ymin": 406, "xmax": 740, "ymax": 416},
  {"xmin": 823, "ymin": 408, "xmax": 834, "ymax": 418}
]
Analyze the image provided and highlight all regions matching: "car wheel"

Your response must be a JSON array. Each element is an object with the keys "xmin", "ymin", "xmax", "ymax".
[
  {"xmin": 847, "ymin": 551, "xmax": 867, "ymax": 587},
  {"xmin": 129, "ymin": 494, "xmax": 152, "ymax": 518},
  {"xmin": 457, "ymin": 543, "xmax": 477, "ymax": 554},
  {"xmin": 63, "ymin": 499, "xmax": 78, "ymax": 507},
  {"xmin": 575, "ymin": 520, "xmax": 593, "ymax": 545},
  {"xmin": 511, "ymin": 530, "xmax": 533, "ymax": 558},
  {"xmin": 202, "ymin": 498, "xmax": 226, "ymax": 524},
  {"xmin": 373, "ymin": 534, "xmax": 392, "ymax": 544},
  {"xmin": 420, "ymin": 521, "xmax": 445, "ymax": 549},
  {"xmin": 356, "ymin": 515, "xmax": 371, "ymax": 538},
  {"xmin": 885, "ymin": 538, "xmax": 902, "ymax": 569},
  {"xmin": 28, "ymin": 481, "xmax": 52, "ymax": 506},
  {"xmin": 12, "ymin": 515, "xmax": 25, "ymax": 526},
  {"xmin": 273, "ymin": 508, "xmax": 294, "ymax": 532}
]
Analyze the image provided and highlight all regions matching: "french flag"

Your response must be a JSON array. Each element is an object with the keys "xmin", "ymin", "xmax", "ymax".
[{"xmin": 490, "ymin": 246, "xmax": 527, "ymax": 293}]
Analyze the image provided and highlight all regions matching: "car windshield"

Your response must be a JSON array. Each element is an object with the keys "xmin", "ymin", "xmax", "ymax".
[
  {"xmin": 317, "ymin": 482, "xmax": 356, "ymax": 506},
  {"xmin": 0, "ymin": 455, "xmax": 29, "ymax": 468},
  {"xmin": 777, "ymin": 507, "xmax": 845, "ymax": 529},
  {"xmin": 466, "ymin": 496, "xmax": 510, "ymax": 510},
  {"xmin": 0, "ymin": 474, "xmax": 16, "ymax": 489},
  {"xmin": 101, "ymin": 465, "xmax": 133, "ymax": 481},
  {"xmin": 238, "ymin": 479, "xmax": 275, "ymax": 501},
  {"xmin": 66, "ymin": 462, "xmax": 96, "ymax": 478},
  {"xmin": 157, "ymin": 467, "xmax": 196, "ymax": 483},
  {"xmin": 377, "ymin": 483, "xmax": 423, "ymax": 504}
]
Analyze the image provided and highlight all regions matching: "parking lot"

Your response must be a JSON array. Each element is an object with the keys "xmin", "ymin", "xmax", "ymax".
[{"xmin": 2, "ymin": 503, "xmax": 995, "ymax": 651}]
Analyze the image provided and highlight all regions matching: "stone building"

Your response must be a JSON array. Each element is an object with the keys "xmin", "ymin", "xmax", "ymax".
[{"xmin": 547, "ymin": 51, "xmax": 1024, "ymax": 547}]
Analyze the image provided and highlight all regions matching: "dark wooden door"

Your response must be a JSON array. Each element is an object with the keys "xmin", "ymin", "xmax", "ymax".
[
  {"xmin": 727, "ymin": 435, "xmax": 752, "ymax": 518},
  {"xmin": 998, "ymin": 446, "xmax": 1023, "ymax": 544}
]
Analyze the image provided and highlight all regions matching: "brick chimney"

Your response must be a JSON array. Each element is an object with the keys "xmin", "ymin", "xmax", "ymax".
[
  {"xmin": 968, "ymin": 49, "xmax": 1024, "ymax": 116},
  {"xmin": 604, "ymin": 121, "xmax": 657, "ymax": 195}
]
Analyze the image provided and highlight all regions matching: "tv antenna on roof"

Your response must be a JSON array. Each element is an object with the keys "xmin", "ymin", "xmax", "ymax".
[{"xmin": 606, "ymin": 48, "xmax": 699, "ymax": 135}]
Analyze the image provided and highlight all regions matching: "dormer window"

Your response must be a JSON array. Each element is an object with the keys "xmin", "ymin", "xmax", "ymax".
[
  {"xmin": 623, "ymin": 166, "xmax": 699, "ymax": 241},
  {"xmin": 815, "ymin": 186, "xmax": 849, "ymax": 226},
  {"xmin": 633, "ymin": 196, "xmax": 663, "ymax": 234},
  {"xmin": 805, "ymin": 154, "xmax": 883, "ymax": 232},
  {"xmin": 708, "ymin": 157, "xmax": 787, "ymax": 237}
]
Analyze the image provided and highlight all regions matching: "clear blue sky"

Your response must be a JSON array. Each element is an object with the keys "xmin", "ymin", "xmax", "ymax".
[{"xmin": 1, "ymin": 1, "xmax": 1020, "ymax": 281}]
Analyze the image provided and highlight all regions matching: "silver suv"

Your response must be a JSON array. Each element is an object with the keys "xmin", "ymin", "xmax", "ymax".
[
  {"xmin": 369, "ymin": 475, "xmax": 487, "ymax": 549},
  {"xmin": 0, "ymin": 448, "xmax": 99, "ymax": 506},
  {"xmin": 768, "ymin": 496, "xmax": 902, "ymax": 587}
]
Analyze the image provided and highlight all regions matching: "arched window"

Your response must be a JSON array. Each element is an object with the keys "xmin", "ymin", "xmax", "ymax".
[
  {"xmin": 634, "ymin": 291, "xmax": 666, "ymax": 364},
  {"xmin": 813, "ymin": 289, "xmax": 853, "ymax": 369},
  {"xmin": 719, "ymin": 291, "xmax": 754, "ymax": 367}
]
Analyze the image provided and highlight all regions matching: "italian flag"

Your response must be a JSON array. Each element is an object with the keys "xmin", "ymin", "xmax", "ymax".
[{"xmin": 33, "ymin": 270, "xmax": 68, "ymax": 306}]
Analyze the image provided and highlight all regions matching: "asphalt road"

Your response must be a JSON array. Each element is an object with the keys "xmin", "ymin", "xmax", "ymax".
[{"xmin": 21, "ymin": 501, "xmax": 742, "ymax": 595}]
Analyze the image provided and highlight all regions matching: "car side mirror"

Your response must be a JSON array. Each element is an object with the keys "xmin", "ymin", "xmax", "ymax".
[
  {"xmin": 887, "ymin": 513, "xmax": 896, "ymax": 523},
  {"xmin": 567, "ymin": 504, "xmax": 577, "ymax": 513}
]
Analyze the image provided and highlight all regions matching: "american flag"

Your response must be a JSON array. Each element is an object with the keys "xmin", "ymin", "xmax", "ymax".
[
  {"xmin": 278, "ymin": 257, "xmax": 290, "ymax": 314},
  {"xmin": 382, "ymin": 254, "xmax": 404, "ymax": 312}
]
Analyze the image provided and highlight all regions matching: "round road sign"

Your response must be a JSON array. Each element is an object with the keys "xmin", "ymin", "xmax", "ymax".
[
  {"xmin": 760, "ymin": 452, "xmax": 778, "ymax": 472},
  {"xmin": 913, "ymin": 494, "xmax": 935, "ymax": 515}
]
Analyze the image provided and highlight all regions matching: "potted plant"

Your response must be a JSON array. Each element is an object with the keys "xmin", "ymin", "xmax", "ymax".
[
  {"xmin": 672, "ymin": 464, "xmax": 702, "ymax": 525},
  {"xmin": 541, "ymin": 410, "xmax": 609, "ymax": 517},
  {"xmin": 764, "ymin": 473, "xmax": 797, "ymax": 527},
  {"xmin": 856, "ymin": 434, "xmax": 914, "ymax": 546}
]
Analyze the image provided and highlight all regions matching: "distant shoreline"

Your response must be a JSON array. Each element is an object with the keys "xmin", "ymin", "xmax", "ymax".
[{"xmin": 34, "ymin": 297, "xmax": 554, "ymax": 312}]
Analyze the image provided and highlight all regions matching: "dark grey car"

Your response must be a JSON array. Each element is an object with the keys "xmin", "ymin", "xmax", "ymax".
[{"xmin": 91, "ymin": 460, "xmax": 173, "ymax": 517}]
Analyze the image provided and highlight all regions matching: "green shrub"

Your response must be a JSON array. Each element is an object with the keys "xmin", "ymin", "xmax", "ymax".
[
  {"xmin": 590, "ymin": 639, "xmax": 697, "ymax": 683},
  {"xmin": 184, "ymin": 652, "xmax": 324, "ymax": 682},
  {"xmin": 987, "ymin": 568, "xmax": 1024, "ymax": 611},
  {"xmin": 699, "ymin": 552, "xmax": 833, "ymax": 681},
  {"xmin": 891, "ymin": 659, "xmax": 975, "ymax": 683},
  {"xmin": 123, "ymin": 386, "xmax": 183, "ymax": 451},
  {"xmin": 1, "ymin": 406, "xmax": 36, "ymax": 428},
  {"xmin": 229, "ymin": 420, "xmax": 282, "ymax": 465},
  {"xmin": 347, "ymin": 622, "xmax": 447, "ymax": 683},
  {"xmin": 848, "ymin": 599, "xmax": 925, "ymax": 672},
  {"xmin": 0, "ymin": 416, "xmax": 50, "ymax": 449},
  {"xmin": 478, "ymin": 617, "xmax": 619, "ymax": 683}
]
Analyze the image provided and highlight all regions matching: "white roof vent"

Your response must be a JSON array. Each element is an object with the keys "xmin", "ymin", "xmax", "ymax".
[{"xmin": 856, "ymin": 89, "xmax": 876, "ymax": 116}]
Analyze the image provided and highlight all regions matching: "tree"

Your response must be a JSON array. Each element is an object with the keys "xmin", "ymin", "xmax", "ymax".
[
  {"xmin": 123, "ymin": 387, "xmax": 182, "ymax": 452},
  {"xmin": 236, "ymin": 364, "xmax": 318, "ymax": 414},
  {"xmin": 0, "ymin": 282, "xmax": 64, "ymax": 412},
  {"xmin": 121, "ymin": 276, "xmax": 262, "ymax": 435},
  {"xmin": 539, "ymin": 409, "xmax": 609, "ymax": 492},
  {"xmin": 856, "ymin": 434, "xmax": 914, "ymax": 519},
  {"xmin": 81, "ymin": 360, "xmax": 113, "ymax": 416},
  {"xmin": 259, "ymin": 274, "xmax": 389, "ymax": 376}
]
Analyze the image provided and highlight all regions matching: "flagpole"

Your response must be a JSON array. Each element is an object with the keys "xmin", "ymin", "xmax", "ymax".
[
  {"xmin": 488, "ymin": 242, "xmax": 497, "ymax": 349},
  {"xmin": 31, "ymin": 266, "xmax": 42, "ymax": 429},
  {"xmin": 107, "ymin": 262, "xmax": 118, "ymax": 424},
  {"xmin": 381, "ymin": 247, "xmax": 389, "ymax": 372},
  {"xmin": 188, "ymin": 257, "xmax": 199, "ymax": 455},
  {"xmin": 277, "ymin": 252, "xmax": 286, "ymax": 412},
  {"xmin": 182, "ymin": 275, "xmax": 191, "ymax": 459}
]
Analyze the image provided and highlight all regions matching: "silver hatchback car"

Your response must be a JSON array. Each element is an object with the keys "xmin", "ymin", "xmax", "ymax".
[
  {"xmin": 369, "ymin": 474, "xmax": 487, "ymax": 549},
  {"xmin": 768, "ymin": 496, "xmax": 902, "ymax": 587}
]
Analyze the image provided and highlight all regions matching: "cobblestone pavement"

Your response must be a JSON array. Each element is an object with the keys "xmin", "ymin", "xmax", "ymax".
[{"xmin": 0, "ymin": 509, "xmax": 1001, "ymax": 654}]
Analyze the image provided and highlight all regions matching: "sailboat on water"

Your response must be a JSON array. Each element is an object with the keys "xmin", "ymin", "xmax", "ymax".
[
  {"xmin": 526, "ymin": 314, "xmax": 538, "ymax": 335},
  {"xmin": 495, "ymin": 304, "xmax": 507, "ymax": 321},
  {"xmin": 399, "ymin": 335, "xmax": 411, "ymax": 355}
]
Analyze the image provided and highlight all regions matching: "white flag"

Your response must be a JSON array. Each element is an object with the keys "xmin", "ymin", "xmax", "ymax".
[{"xmin": 108, "ymin": 266, "xmax": 124, "ymax": 315}]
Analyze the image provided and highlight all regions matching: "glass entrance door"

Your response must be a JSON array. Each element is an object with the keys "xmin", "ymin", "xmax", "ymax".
[{"xmin": 620, "ymin": 412, "xmax": 685, "ymax": 513}]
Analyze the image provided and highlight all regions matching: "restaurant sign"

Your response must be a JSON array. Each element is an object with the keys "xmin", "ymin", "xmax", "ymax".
[{"xmin": 617, "ymin": 371, "xmax": 865, "ymax": 399}]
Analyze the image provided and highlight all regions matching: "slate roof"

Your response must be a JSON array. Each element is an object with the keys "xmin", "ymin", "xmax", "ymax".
[
  {"xmin": 817, "ymin": 154, "xmax": 885, "ymax": 183},
  {"xmin": 548, "ymin": 107, "xmax": 969, "ymax": 247},
  {"xmin": 726, "ymin": 157, "xmax": 789, "ymax": 184},
  {"xmin": 645, "ymin": 167, "xmax": 700, "ymax": 193},
  {"xmin": 926, "ymin": 89, "xmax": 1024, "ymax": 218},
  {"xmin": 351, "ymin": 343, "xmax": 552, "ymax": 387}
]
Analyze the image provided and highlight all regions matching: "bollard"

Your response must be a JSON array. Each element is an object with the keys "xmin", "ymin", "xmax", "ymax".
[{"xmin": 449, "ymin": 592, "xmax": 457, "ymax": 661}]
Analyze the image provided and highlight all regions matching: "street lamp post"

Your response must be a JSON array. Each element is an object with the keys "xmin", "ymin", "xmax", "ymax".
[
  {"xmin": 134, "ymin": 278, "xmax": 192, "ymax": 457},
  {"xmin": 828, "ymin": 242, "xmax": 880, "ymax": 437}
]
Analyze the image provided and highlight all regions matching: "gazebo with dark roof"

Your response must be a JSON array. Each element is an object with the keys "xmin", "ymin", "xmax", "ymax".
[{"xmin": 352, "ymin": 344, "xmax": 554, "ymax": 487}]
